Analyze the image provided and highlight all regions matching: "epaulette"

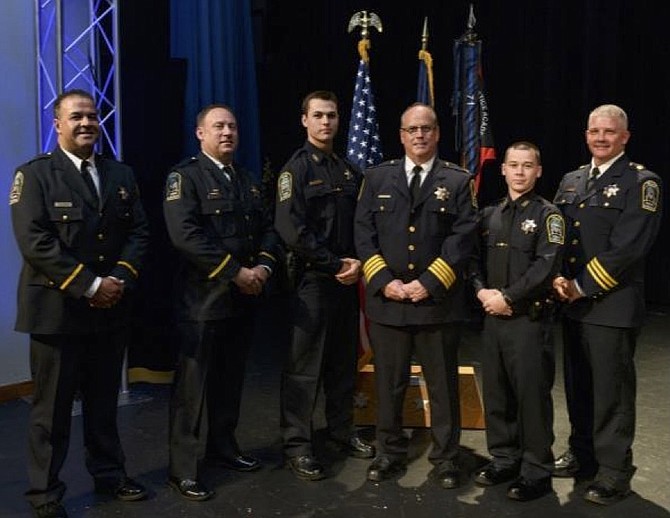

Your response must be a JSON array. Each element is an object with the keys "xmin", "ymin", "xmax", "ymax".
[
  {"xmin": 368, "ymin": 159, "xmax": 398, "ymax": 169},
  {"xmin": 173, "ymin": 156, "xmax": 199, "ymax": 168},
  {"xmin": 578, "ymin": 163, "xmax": 589, "ymax": 170},
  {"xmin": 629, "ymin": 161, "xmax": 646, "ymax": 171},
  {"xmin": 25, "ymin": 153, "xmax": 52, "ymax": 164},
  {"xmin": 443, "ymin": 160, "xmax": 470, "ymax": 174}
]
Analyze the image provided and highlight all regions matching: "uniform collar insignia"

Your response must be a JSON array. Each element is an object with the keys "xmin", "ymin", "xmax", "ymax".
[
  {"xmin": 520, "ymin": 219, "xmax": 537, "ymax": 234},
  {"xmin": 434, "ymin": 186, "xmax": 450, "ymax": 201},
  {"xmin": 603, "ymin": 184, "xmax": 620, "ymax": 198}
]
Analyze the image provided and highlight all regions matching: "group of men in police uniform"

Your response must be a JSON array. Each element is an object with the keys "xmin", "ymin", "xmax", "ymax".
[{"xmin": 10, "ymin": 88, "xmax": 661, "ymax": 517}]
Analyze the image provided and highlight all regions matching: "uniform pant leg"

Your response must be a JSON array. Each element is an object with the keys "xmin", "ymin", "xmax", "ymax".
[
  {"xmin": 322, "ymin": 282, "xmax": 359, "ymax": 441},
  {"xmin": 206, "ymin": 315, "xmax": 253, "ymax": 457},
  {"xmin": 26, "ymin": 334, "xmax": 81, "ymax": 508},
  {"xmin": 414, "ymin": 323, "xmax": 461, "ymax": 464},
  {"xmin": 281, "ymin": 274, "xmax": 328, "ymax": 456},
  {"xmin": 562, "ymin": 317, "xmax": 597, "ymax": 470},
  {"xmin": 504, "ymin": 317, "xmax": 555, "ymax": 479},
  {"xmin": 80, "ymin": 328, "xmax": 127, "ymax": 482},
  {"xmin": 368, "ymin": 322, "xmax": 413, "ymax": 459},
  {"xmin": 169, "ymin": 321, "xmax": 211, "ymax": 479},
  {"xmin": 583, "ymin": 323, "xmax": 637, "ymax": 483},
  {"xmin": 480, "ymin": 316, "xmax": 520, "ymax": 468}
]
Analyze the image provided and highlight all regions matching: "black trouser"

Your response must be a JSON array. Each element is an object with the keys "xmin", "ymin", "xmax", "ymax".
[
  {"xmin": 280, "ymin": 272, "xmax": 359, "ymax": 457},
  {"xmin": 169, "ymin": 316, "xmax": 253, "ymax": 479},
  {"xmin": 562, "ymin": 318, "xmax": 638, "ymax": 484},
  {"xmin": 26, "ymin": 331, "xmax": 127, "ymax": 508},
  {"xmin": 481, "ymin": 315, "xmax": 555, "ymax": 479},
  {"xmin": 368, "ymin": 321, "xmax": 461, "ymax": 465}
]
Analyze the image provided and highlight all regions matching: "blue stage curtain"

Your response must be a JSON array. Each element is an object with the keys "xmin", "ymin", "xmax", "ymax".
[{"xmin": 170, "ymin": 0, "xmax": 261, "ymax": 177}]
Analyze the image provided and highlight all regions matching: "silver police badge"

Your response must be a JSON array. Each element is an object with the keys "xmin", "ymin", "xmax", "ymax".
[
  {"xmin": 603, "ymin": 184, "xmax": 620, "ymax": 198},
  {"xmin": 434, "ymin": 186, "xmax": 450, "ymax": 201},
  {"xmin": 520, "ymin": 219, "xmax": 537, "ymax": 234}
]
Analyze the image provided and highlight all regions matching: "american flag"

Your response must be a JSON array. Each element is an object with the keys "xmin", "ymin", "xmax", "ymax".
[{"xmin": 346, "ymin": 59, "xmax": 383, "ymax": 169}]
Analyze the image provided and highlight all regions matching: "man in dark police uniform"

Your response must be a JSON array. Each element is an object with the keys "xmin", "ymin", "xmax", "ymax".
[
  {"xmin": 163, "ymin": 104, "xmax": 279, "ymax": 500},
  {"xmin": 354, "ymin": 102, "xmax": 478, "ymax": 488},
  {"xmin": 552, "ymin": 104, "xmax": 662, "ymax": 505},
  {"xmin": 10, "ymin": 89, "xmax": 149, "ymax": 518},
  {"xmin": 275, "ymin": 90, "xmax": 375, "ymax": 481}
]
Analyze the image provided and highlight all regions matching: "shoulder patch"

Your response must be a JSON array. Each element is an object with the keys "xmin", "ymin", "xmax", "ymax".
[
  {"xmin": 546, "ymin": 213, "xmax": 565, "ymax": 244},
  {"xmin": 641, "ymin": 180, "xmax": 660, "ymax": 212},
  {"xmin": 469, "ymin": 179, "xmax": 479, "ymax": 209},
  {"xmin": 9, "ymin": 171, "xmax": 24, "ymax": 205},
  {"xmin": 278, "ymin": 171, "xmax": 292, "ymax": 202},
  {"xmin": 165, "ymin": 172, "xmax": 182, "ymax": 201}
]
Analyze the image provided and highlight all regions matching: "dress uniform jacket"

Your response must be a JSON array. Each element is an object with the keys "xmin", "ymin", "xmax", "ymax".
[
  {"xmin": 10, "ymin": 146, "xmax": 149, "ymax": 334},
  {"xmin": 471, "ymin": 192, "xmax": 565, "ymax": 314},
  {"xmin": 553, "ymin": 155, "xmax": 662, "ymax": 327},
  {"xmin": 163, "ymin": 152, "xmax": 279, "ymax": 321},
  {"xmin": 355, "ymin": 158, "xmax": 479, "ymax": 325},
  {"xmin": 275, "ymin": 141, "xmax": 361, "ymax": 272}
]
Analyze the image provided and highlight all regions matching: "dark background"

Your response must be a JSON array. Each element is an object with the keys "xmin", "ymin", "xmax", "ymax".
[{"xmin": 117, "ymin": 1, "xmax": 670, "ymax": 368}]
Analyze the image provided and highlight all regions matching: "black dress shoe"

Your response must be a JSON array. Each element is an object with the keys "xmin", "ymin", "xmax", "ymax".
[
  {"xmin": 167, "ymin": 477, "xmax": 214, "ymax": 501},
  {"xmin": 335, "ymin": 436, "xmax": 376, "ymax": 459},
  {"xmin": 434, "ymin": 460, "xmax": 461, "ymax": 489},
  {"xmin": 583, "ymin": 480, "xmax": 631, "ymax": 505},
  {"xmin": 208, "ymin": 453, "xmax": 262, "ymax": 472},
  {"xmin": 553, "ymin": 449, "xmax": 597, "ymax": 479},
  {"xmin": 287, "ymin": 455, "xmax": 325, "ymax": 481},
  {"xmin": 472, "ymin": 463, "xmax": 519, "ymax": 486},
  {"xmin": 366, "ymin": 456, "xmax": 406, "ymax": 482},
  {"xmin": 507, "ymin": 476, "xmax": 553, "ymax": 501},
  {"xmin": 33, "ymin": 501, "xmax": 68, "ymax": 518},
  {"xmin": 94, "ymin": 477, "xmax": 147, "ymax": 501}
]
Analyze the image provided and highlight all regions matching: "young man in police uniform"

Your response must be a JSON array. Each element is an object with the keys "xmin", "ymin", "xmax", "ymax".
[
  {"xmin": 470, "ymin": 141, "xmax": 564, "ymax": 501},
  {"xmin": 552, "ymin": 104, "xmax": 662, "ymax": 505},
  {"xmin": 354, "ymin": 102, "xmax": 478, "ymax": 488},
  {"xmin": 275, "ymin": 90, "xmax": 375, "ymax": 481},
  {"xmin": 163, "ymin": 104, "xmax": 279, "ymax": 500},
  {"xmin": 10, "ymin": 89, "xmax": 149, "ymax": 518}
]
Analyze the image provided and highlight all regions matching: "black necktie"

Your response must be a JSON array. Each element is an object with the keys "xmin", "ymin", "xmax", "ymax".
[
  {"xmin": 80, "ymin": 160, "xmax": 98, "ymax": 199},
  {"xmin": 587, "ymin": 167, "xmax": 600, "ymax": 191},
  {"xmin": 410, "ymin": 165, "xmax": 422, "ymax": 204},
  {"xmin": 223, "ymin": 165, "xmax": 240, "ymax": 197}
]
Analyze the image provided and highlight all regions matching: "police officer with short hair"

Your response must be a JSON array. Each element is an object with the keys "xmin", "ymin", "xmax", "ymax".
[
  {"xmin": 275, "ymin": 90, "xmax": 375, "ymax": 481},
  {"xmin": 10, "ymin": 89, "xmax": 149, "ymax": 518},
  {"xmin": 470, "ymin": 141, "xmax": 564, "ymax": 502},
  {"xmin": 354, "ymin": 102, "xmax": 478, "ymax": 488},
  {"xmin": 163, "ymin": 104, "xmax": 279, "ymax": 500},
  {"xmin": 552, "ymin": 104, "xmax": 663, "ymax": 505}
]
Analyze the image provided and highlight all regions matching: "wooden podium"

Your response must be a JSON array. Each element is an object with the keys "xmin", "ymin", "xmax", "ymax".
[{"xmin": 353, "ymin": 364, "xmax": 485, "ymax": 429}]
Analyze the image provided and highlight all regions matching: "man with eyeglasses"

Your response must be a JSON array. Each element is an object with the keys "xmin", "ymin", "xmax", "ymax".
[{"xmin": 354, "ymin": 102, "xmax": 478, "ymax": 488}]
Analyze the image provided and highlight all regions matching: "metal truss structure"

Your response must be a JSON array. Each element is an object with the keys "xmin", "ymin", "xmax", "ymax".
[{"xmin": 35, "ymin": 0, "xmax": 121, "ymax": 158}]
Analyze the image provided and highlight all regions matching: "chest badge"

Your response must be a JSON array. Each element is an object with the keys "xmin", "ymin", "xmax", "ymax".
[
  {"xmin": 603, "ymin": 184, "xmax": 620, "ymax": 198},
  {"xmin": 520, "ymin": 219, "xmax": 537, "ymax": 234},
  {"xmin": 434, "ymin": 186, "xmax": 450, "ymax": 201},
  {"xmin": 118, "ymin": 186, "xmax": 129, "ymax": 200}
]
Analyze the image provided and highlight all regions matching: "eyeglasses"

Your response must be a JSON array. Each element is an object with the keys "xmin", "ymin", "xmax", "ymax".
[{"xmin": 400, "ymin": 125, "xmax": 436, "ymax": 135}]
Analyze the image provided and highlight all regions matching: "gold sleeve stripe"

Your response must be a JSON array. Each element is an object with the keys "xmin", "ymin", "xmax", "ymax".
[
  {"xmin": 117, "ymin": 260, "xmax": 139, "ymax": 278},
  {"xmin": 586, "ymin": 257, "xmax": 618, "ymax": 290},
  {"xmin": 428, "ymin": 258, "xmax": 456, "ymax": 289},
  {"xmin": 59, "ymin": 263, "xmax": 84, "ymax": 290},
  {"xmin": 363, "ymin": 254, "xmax": 387, "ymax": 283},
  {"xmin": 208, "ymin": 254, "xmax": 231, "ymax": 279},
  {"xmin": 258, "ymin": 251, "xmax": 277, "ymax": 263}
]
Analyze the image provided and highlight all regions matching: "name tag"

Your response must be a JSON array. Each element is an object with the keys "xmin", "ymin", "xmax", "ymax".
[{"xmin": 53, "ymin": 201, "xmax": 73, "ymax": 208}]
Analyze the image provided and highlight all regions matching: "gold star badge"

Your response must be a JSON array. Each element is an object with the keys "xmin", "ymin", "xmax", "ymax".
[{"xmin": 434, "ymin": 186, "xmax": 450, "ymax": 201}]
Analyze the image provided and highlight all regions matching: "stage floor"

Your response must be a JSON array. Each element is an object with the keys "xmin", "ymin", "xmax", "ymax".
[{"xmin": 1, "ymin": 305, "xmax": 668, "ymax": 518}]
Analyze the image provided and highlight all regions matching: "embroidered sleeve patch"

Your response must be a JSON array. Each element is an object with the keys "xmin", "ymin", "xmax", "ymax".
[
  {"xmin": 165, "ymin": 172, "xmax": 182, "ymax": 201},
  {"xmin": 9, "ymin": 171, "xmax": 24, "ymax": 205},
  {"xmin": 278, "ymin": 171, "xmax": 292, "ymax": 202},
  {"xmin": 641, "ymin": 180, "xmax": 659, "ymax": 212},
  {"xmin": 546, "ymin": 213, "xmax": 565, "ymax": 244}
]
